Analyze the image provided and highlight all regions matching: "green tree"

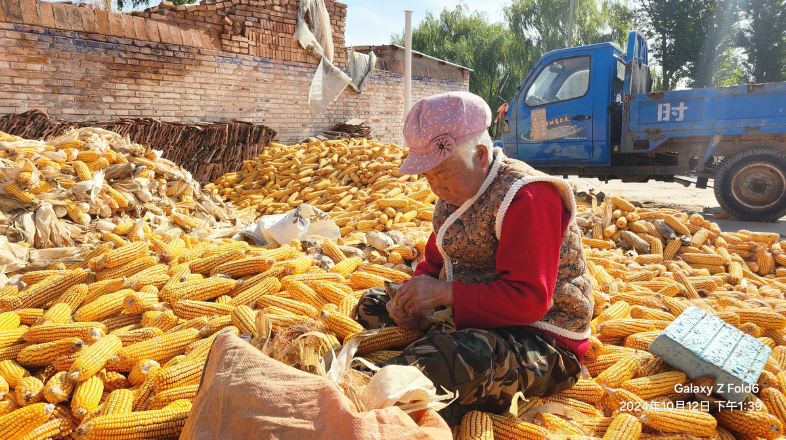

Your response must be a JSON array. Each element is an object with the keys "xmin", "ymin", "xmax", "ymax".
[
  {"xmin": 638, "ymin": 0, "xmax": 718, "ymax": 91},
  {"xmin": 740, "ymin": 0, "xmax": 786, "ymax": 83},
  {"xmin": 393, "ymin": 0, "xmax": 633, "ymax": 133},
  {"xmin": 687, "ymin": 0, "xmax": 741, "ymax": 89},
  {"xmin": 391, "ymin": 6, "xmax": 511, "ymax": 117}
]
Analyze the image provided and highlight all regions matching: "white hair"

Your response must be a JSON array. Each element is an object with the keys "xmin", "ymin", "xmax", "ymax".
[{"xmin": 448, "ymin": 130, "xmax": 494, "ymax": 169}]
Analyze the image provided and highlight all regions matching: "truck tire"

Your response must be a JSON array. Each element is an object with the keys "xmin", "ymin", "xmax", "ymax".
[{"xmin": 713, "ymin": 148, "xmax": 786, "ymax": 222}]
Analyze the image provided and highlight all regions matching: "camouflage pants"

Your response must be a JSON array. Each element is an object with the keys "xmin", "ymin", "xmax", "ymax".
[{"xmin": 356, "ymin": 290, "xmax": 582, "ymax": 411}]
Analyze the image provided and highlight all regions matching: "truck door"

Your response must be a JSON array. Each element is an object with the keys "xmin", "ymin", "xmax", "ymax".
[{"xmin": 514, "ymin": 54, "xmax": 595, "ymax": 165}]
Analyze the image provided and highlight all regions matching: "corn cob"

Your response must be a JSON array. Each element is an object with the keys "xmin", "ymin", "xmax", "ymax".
[
  {"xmin": 100, "ymin": 388, "xmax": 133, "ymax": 416},
  {"xmin": 0, "ymin": 360, "xmax": 30, "ymax": 388},
  {"xmin": 122, "ymin": 290, "xmax": 159, "ymax": 314},
  {"xmin": 172, "ymin": 301, "xmax": 234, "ymax": 320},
  {"xmin": 715, "ymin": 409, "xmax": 782, "ymax": 439},
  {"xmin": 69, "ymin": 335, "xmax": 122, "ymax": 381},
  {"xmin": 92, "ymin": 241, "xmax": 148, "ymax": 270},
  {"xmin": 489, "ymin": 413, "xmax": 549, "ymax": 440},
  {"xmin": 533, "ymin": 412, "xmax": 584, "ymax": 435},
  {"xmin": 209, "ymin": 256, "xmax": 275, "ymax": 278},
  {"xmin": 349, "ymin": 327, "xmax": 423, "ymax": 355},
  {"xmin": 14, "ymin": 376, "xmax": 44, "ymax": 406},
  {"xmin": 0, "ymin": 402, "xmax": 55, "ymax": 440},
  {"xmin": 559, "ymin": 378, "xmax": 605, "ymax": 403},
  {"xmin": 458, "ymin": 410, "xmax": 493, "ymax": 440},
  {"xmin": 322, "ymin": 240, "xmax": 346, "ymax": 263},
  {"xmin": 128, "ymin": 360, "xmax": 160, "ymax": 387},
  {"xmin": 330, "ymin": 256, "xmax": 363, "ymax": 277},
  {"xmin": 94, "ymin": 256, "xmax": 157, "ymax": 281},
  {"xmin": 73, "ymin": 290, "xmax": 131, "ymax": 322},
  {"xmin": 358, "ymin": 263, "xmax": 411, "ymax": 283},
  {"xmin": 321, "ymin": 310, "xmax": 365, "ymax": 340},
  {"xmin": 117, "ymin": 328, "xmax": 200, "ymax": 365},
  {"xmin": 287, "ymin": 280, "xmax": 330, "ymax": 309},
  {"xmin": 71, "ymin": 372, "xmax": 104, "ymax": 418},
  {"xmin": 595, "ymin": 355, "xmax": 642, "ymax": 388},
  {"xmin": 166, "ymin": 278, "xmax": 240, "ymax": 303},
  {"xmin": 148, "ymin": 384, "xmax": 199, "ymax": 410},
  {"xmin": 350, "ymin": 271, "xmax": 389, "ymax": 289},
  {"xmin": 76, "ymin": 399, "xmax": 192, "ymax": 439},
  {"xmin": 17, "ymin": 338, "xmax": 84, "ymax": 368},
  {"xmin": 0, "ymin": 327, "xmax": 29, "ymax": 350},
  {"xmin": 601, "ymin": 413, "xmax": 641, "ymax": 440},
  {"xmin": 620, "ymin": 371, "xmax": 686, "ymax": 399},
  {"xmin": 150, "ymin": 358, "xmax": 204, "ymax": 394}
]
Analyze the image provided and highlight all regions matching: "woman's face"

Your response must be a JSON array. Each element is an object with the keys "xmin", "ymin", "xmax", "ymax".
[{"xmin": 423, "ymin": 145, "xmax": 490, "ymax": 206}]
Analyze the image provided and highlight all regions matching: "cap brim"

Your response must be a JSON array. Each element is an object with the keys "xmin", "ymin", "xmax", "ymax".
[{"xmin": 398, "ymin": 153, "xmax": 443, "ymax": 175}]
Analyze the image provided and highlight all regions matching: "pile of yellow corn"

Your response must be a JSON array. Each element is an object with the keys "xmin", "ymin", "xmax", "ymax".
[
  {"xmin": 0, "ymin": 132, "xmax": 785, "ymax": 440},
  {"xmin": 204, "ymin": 139, "xmax": 436, "ymax": 238},
  {"xmin": 0, "ymin": 128, "xmax": 243, "ymax": 252}
]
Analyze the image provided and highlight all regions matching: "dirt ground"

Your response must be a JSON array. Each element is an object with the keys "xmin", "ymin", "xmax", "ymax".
[{"xmin": 565, "ymin": 176, "xmax": 786, "ymax": 236}]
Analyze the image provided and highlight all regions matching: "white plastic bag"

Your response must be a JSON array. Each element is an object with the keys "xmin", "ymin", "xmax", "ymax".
[{"xmin": 236, "ymin": 203, "xmax": 340, "ymax": 246}]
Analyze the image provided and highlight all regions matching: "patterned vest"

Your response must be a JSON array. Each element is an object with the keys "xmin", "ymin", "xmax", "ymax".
[{"xmin": 432, "ymin": 148, "xmax": 594, "ymax": 340}]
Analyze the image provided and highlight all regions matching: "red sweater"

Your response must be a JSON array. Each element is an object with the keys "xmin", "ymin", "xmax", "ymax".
[{"xmin": 414, "ymin": 181, "xmax": 590, "ymax": 360}]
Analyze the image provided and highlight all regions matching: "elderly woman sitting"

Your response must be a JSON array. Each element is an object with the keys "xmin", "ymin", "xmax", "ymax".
[{"xmin": 356, "ymin": 91, "xmax": 594, "ymax": 415}]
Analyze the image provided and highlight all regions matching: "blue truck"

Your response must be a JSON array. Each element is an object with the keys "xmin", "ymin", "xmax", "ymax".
[{"xmin": 496, "ymin": 31, "xmax": 786, "ymax": 221}]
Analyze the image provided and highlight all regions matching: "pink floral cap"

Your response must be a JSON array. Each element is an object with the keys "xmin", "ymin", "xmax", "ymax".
[{"xmin": 399, "ymin": 91, "xmax": 492, "ymax": 175}]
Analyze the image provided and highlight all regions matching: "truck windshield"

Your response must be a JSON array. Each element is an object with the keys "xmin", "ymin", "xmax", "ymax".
[{"xmin": 525, "ymin": 55, "xmax": 590, "ymax": 107}]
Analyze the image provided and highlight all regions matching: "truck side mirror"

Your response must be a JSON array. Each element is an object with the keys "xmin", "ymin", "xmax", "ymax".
[{"xmin": 497, "ymin": 73, "xmax": 510, "ymax": 94}]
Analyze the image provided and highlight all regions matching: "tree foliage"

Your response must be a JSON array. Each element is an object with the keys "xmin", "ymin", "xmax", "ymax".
[
  {"xmin": 740, "ymin": 0, "xmax": 786, "ymax": 83},
  {"xmin": 392, "ymin": 1, "xmax": 633, "ymax": 129}
]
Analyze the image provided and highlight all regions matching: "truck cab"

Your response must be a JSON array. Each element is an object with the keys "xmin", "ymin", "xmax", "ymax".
[{"xmin": 499, "ymin": 31, "xmax": 786, "ymax": 221}]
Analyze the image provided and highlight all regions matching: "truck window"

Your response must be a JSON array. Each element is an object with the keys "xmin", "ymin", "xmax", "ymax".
[{"xmin": 525, "ymin": 56, "xmax": 591, "ymax": 107}]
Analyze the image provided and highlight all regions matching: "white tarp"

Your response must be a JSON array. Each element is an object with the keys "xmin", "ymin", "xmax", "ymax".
[{"xmin": 348, "ymin": 47, "xmax": 377, "ymax": 93}]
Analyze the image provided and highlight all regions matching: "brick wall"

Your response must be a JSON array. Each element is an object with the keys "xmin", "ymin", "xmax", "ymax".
[{"xmin": 0, "ymin": 0, "xmax": 470, "ymax": 144}]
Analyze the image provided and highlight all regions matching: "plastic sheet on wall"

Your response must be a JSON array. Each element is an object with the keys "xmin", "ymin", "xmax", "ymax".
[
  {"xmin": 294, "ymin": 0, "xmax": 334, "ymax": 62},
  {"xmin": 308, "ymin": 57, "xmax": 352, "ymax": 115},
  {"xmin": 348, "ymin": 47, "xmax": 377, "ymax": 93}
]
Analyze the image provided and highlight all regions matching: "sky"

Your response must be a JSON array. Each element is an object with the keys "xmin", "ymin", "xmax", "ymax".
[{"xmin": 343, "ymin": 0, "xmax": 508, "ymax": 47}]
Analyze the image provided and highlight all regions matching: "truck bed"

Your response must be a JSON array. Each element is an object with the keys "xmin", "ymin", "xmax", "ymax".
[{"xmin": 621, "ymin": 82, "xmax": 786, "ymax": 153}]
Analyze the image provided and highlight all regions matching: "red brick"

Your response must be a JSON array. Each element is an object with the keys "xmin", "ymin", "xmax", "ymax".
[
  {"xmin": 132, "ymin": 17, "xmax": 148, "ymax": 41},
  {"xmin": 199, "ymin": 29, "xmax": 212, "ymax": 49},
  {"xmin": 78, "ymin": 7, "xmax": 98, "ymax": 34},
  {"xmin": 19, "ymin": 0, "xmax": 38, "ymax": 25},
  {"xmin": 169, "ymin": 24, "xmax": 183, "ymax": 45},
  {"xmin": 145, "ymin": 19, "xmax": 160, "ymax": 43},
  {"xmin": 2, "ymin": 0, "xmax": 23, "ymax": 23},
  {"xmin": 189, "ymin": 27, "xmax": 203, "ymax": 48},
  {"xmin": 107, "ymin": 12, "xmax": 123, "ymax": 37},
  {"xmin": 65, "ymin": 5, "xmax": 84, "ymax": 32},
  {"xmin": 180, "ymin": 26, "xmax": 193, "ymax": 47},
  {"xmin": 157, "ymin": 21, "xmax": 171, "ymax": 44},
  {"xmin": 94, "ymin": 10, "xmax": 110, "ymax": 35},
  {"xmin": 120, "ymin": 14, "xmax": 136, "ymax": 39},
  {"xmin": 38, "ymin": 1, "xmax": 55, "ymax": 29},
  {"xmin": 209, "ymin": 31, "xmax": 222, "ymax": 50}
]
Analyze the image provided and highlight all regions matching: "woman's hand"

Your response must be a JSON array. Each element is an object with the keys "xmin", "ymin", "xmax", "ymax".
[
  {"xmin": 393, "ymin": 275, "xmax": 453, "ymax": 316},
  {"xmin": 386, "ymin": 301, "xmax": 423, "ymax": 329}
]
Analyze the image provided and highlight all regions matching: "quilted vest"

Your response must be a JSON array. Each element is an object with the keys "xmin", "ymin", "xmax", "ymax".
[{"xmin": 432, "ymin": 148, "xmax": 594, "ymax": 340}]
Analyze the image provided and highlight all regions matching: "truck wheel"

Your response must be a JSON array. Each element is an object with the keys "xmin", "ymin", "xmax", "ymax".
[{"xmin": 713, "ymin": 148, "xmax": 786, "ymax": 222}]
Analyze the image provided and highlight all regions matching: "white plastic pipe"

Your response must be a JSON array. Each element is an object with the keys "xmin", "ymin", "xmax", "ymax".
[
  {"xmin": 404, "ymin": 10, "xmax": 413, "ymax": 120},
  {"xmin": 568, "ymin": 0, "xmax": 574, "ymax": 48}
]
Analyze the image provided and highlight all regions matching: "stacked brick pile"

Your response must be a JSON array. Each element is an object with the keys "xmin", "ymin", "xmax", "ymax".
[{"xmin": 135, "ymin": 0, "xmax": 347, "ymax": 65}]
